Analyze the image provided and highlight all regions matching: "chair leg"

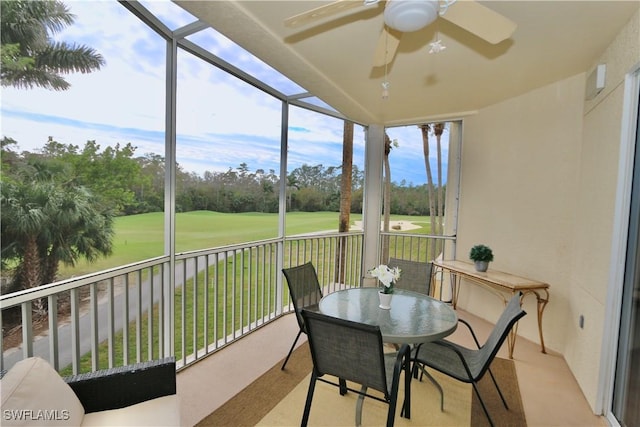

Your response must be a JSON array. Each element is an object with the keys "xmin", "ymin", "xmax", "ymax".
[
  {"xmin": 339, "ymin": 378, "xmax": 348, "ymax": 395},
  {"xmin": 487, "ymin": 368, "xmax": 509, "ymax": 409},
  {"xmin": 417, "ymin": 365, "xmax": 444, "ymax": 411},
  {"xmin": 387, "ymin": 394, "xmax": 398, "ymax": 427},
  {"xmin": 471, "ymin": 381, "xmax": 495, "ymax": 427},
  {"xmin": 281, "ymin": 329, "xmax": 303, "ymax": 370},
  {"xmin": 355, "ymin": 385, "xmax": 367, "ymax": 427},
  {"xmin": 396, "ymin": 356, "xmax": 412, "ymax": 425},
  {"xmin": 301, "ymin": 372, "xmax": 317, "ymax": 427},
  {"xmin": 403, "ymin": 357, "xmax": 411, "ymax": 420}
]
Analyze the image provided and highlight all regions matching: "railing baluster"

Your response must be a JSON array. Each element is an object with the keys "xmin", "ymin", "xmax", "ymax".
[
  {"xmin": 239, "ymin": 251, "xmax": 244, "ymax": 334},
  {"xmin": 193, "ymin": 256, "xmax": 198, "ymax": 359},
  {"xmin": 213, "ymin": 253, "xmax": 219, "ymax": 350},
  {"xmin": 158, "ymin": 263, "xmax": 165, "ymax": 358},
  {"xmin": 203, "ymin": 254, "xmax": 209, "ymax": 355},
  {"xmin": 48, "ymin": 294, "xmax": 58, "ymax": 370},
  {"xmin": 108, "ymin": 278, "xmax": 115, "ymax": 368},
  {"xmin": 248, "ymin": 247, "xmax": 254, "ymax": 330},
  {"xmin": 21, "ymin": 301, "xmax": 33, "ymax": 359},
  {"xmin": 269, "ymin": 243, "xmax": 275, "ymax": 319},
  {"xmin": 70, "ymin": 288, "xmax": 80, "ymax": 374},
  {"xmin": 0, "ymin": 307, "xmax": 3, "ymax": 372},
  {"xmin": 223, "ymin": 253, "xmax": 228, "ymax": 343},
  {"xmin": 90, "ymin": 283, "xmax": 98, "ymax": 371},
  {"xmin": 180, "ymin": 260, "xmax": 186, "ymax": 365},
  {"xmin": 150, "ymin": 265, "xmax": 156, "ymax": 361},
  {"xmin": 123, "ymin": 274, "xmax": 130, "ymax": 366},
  {"xmin": 232, "ymin": 251, "xmax": 237, "ymax": 339},
  {"xmin": 136, "ymin": 269, "xmax": 142, "ymax": 363},
  {"xmin": 257, "ymin": 245, "xmax": 262, "ymax": 324}
]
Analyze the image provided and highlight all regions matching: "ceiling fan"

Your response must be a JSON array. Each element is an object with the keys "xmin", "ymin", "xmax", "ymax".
[{"xmin": 284, "ymin": 0, "xmax": 517, "ymax": 67}]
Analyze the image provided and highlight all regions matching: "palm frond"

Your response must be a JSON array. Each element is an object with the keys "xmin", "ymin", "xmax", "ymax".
[
  {"xmin": 0, "ymin": 67, "xmax": 69, "ymax": 90},
  {"xmin": 36, "ymin": 42, "xmax": 105, "ymax": 73}
]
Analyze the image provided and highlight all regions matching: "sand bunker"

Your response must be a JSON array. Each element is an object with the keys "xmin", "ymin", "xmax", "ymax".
[{"xmin": 351, "ymin": 220, "xmax": 422, "ymax": 231}]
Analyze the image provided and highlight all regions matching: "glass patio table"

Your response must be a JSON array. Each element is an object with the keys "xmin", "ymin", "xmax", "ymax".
[{"xmin": 318, "ymin": 287, "xmax": 458, "ymax": 344}]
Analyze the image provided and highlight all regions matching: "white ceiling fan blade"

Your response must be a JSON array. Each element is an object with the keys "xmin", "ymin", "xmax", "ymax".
[
  {"xmin": 372, "ymin": 25, "xmax": 403, "ymax": 67},
  {"xmin": 284, "ymin": 0, "xmax": 370, "ymax": 28},
  {"xmin": 441, "ymin": 0, "xmax": 516, "ymax": 44}
]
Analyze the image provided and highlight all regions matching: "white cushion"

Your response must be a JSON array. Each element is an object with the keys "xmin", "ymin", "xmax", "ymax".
[
  {"xmin": 1, "ymin": 357, "xmax": 85, "ymax": 426},
  {"xmin": 80, "ymin": 395, "xmax": 180, "ymax": 427}
]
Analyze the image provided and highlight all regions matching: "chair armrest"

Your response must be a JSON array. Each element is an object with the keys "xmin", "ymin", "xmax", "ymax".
[
  {"xmin": 457, "ymin": 318, "xmax": 482, "ymax": 349},
  {"xmin": 64, "ymin": 357, "xmax": 176, "ymax": 413},
  {"xmin": 411, "ymin": 318, "xmax": 481, "ymax": 359},
  {"xmin": 393, "ymin": 343, "xmax": 411, "ymax": 375}
]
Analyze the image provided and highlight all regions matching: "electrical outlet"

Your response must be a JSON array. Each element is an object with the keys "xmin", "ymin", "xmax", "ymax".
[{"xmin": 579, "ymin": 315, "xmax": 584, "ymax": 329}]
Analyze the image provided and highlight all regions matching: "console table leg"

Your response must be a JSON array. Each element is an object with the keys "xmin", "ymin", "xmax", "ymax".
[
  {"xmin": 451, "ymin": 274, "xmax": 460, "ymax": 309},
  {"xmin": 521, "ymin": 290, "xmax": 549, "ymax": 354},
  {"xmin": 536, "ymin": 290, "xmax": 549, "ymax": 354}
]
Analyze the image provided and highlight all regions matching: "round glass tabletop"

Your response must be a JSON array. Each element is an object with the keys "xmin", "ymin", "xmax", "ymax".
[{"xmin": 318, "ymin": 287, "xmax": 458, "ymax": 344}]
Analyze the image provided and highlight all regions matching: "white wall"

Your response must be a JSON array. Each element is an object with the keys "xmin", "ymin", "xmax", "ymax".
[
  {"xmin": 571, "ymin": 8, "xmax": 640, "ymax": 409},
  {"xmin": 458, "ymin": 72, "xmax": 584, "ymax": 353},
  {"xmin": 454, "ymin": 9, "xmax": 640, "ymax": 411}
]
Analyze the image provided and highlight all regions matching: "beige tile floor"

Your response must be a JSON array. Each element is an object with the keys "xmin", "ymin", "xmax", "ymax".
[{"xmin": 176, "ymin": 309, "xmax": 606, "ymax": 427}]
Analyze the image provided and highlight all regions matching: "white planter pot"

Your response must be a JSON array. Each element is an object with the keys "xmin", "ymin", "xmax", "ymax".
[{"xmin": 378, "ymin": 291, "xmax": 392, "ymax": 309}]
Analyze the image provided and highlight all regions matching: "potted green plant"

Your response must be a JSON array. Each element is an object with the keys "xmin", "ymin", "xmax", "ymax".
[{"xmin": 469, "ymin": 244, "xmax": 494, "ymax": 272}]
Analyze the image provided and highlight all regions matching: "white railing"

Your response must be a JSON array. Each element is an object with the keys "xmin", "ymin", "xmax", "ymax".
[
  {"xmin": 1, "ymin": 232, "xmax": 364, "ymax": 374},
  {"xmin": 380, "ymin": 231, "xmax": 456, "ymax": 262},
  {"xmin": 1, "ymin": 231, "xmax": 451, "ymax": 375}
]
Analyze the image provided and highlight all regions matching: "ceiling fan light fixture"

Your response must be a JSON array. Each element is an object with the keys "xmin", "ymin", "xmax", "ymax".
[{"xmin": 383, "ymin": 0, "xmax": 440, "ymax": 32}]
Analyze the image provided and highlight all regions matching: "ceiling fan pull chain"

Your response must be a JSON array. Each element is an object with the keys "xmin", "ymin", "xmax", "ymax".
[{"xmin": 382, "ymin": 29, "xmax": 390, "ymax": 100}]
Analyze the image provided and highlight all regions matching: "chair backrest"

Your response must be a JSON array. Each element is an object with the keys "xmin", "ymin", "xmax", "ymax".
[
  {"xmin": 282, "ymin": 262, "xmax": 323, "ymax": 330},
  {"xmin": 476, "ymin": 292, "xmax": 527, "ymax": 378},
  {"xmin": 301, "ymin": 309, "xmax": 390, "ymax": 398},
  {"xmin": 387, "ymin": 257, "xmax": 433, "ymax": 295}
]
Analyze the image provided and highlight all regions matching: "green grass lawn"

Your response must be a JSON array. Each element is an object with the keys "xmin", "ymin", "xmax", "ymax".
[
  {"xmin": 56, "ymin": 211, "xmax": 433, "ymax": 374},
  {"xmin": 61, "ymin": 211, "xmax": 431, "ymax": 278}
]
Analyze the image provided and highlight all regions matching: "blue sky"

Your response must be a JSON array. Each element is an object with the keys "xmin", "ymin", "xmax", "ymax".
[{"xmin": 0, "ymin": 0, "xmax": 448, "ymax": 187}]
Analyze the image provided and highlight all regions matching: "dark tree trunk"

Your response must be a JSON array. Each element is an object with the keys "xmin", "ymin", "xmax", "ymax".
[{"xmin": 336, "ymin": 121, "xmax": 354, "ymax": 284}]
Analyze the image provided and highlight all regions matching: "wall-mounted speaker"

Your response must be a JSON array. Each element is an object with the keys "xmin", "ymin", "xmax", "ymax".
[{"xmin": 585, "ymin": 64, "xmax": 606, "ymax": 100}]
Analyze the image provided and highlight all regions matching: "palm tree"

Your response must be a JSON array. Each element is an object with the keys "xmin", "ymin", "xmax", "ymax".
[
  {"xmin": 1, "ymin": 0, "xmax": 104, "ymax": 91},
  {"xmin": 419, "ymin": 124, "xmax": 437, "ymax": 256},
  {"xmin": 336, "ymin": 120, "xmax": 354, "ymax": 283},
  {"xmin": 40, "ymin": 186, "xmax": 114, "ymax": 284},
  {"xmin": 286, "ymin": 175, "xmax": 299, "ymax": 210},
  {"xmin": 381, "ymin": 132, "xmax": 396, "ymax": 263},
  {"xmin": 433, "ymin": 122, "xmax": 445, "ymax": 237},
  {"xmin": 419, "ymin": 123, "xmax": 447, "ymax": 258},
  {"xmin": 1, "ymin": 161, "xmax": 114, "ymax": 296},
  {"xmin": 1, "ymin": 180, "xmax": 52, "ymax": 292}
]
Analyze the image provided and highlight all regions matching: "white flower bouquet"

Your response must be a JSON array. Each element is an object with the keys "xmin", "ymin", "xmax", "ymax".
[{"xmin": 369, "ymin": 264, "xmax": 401, "ymax": 294}]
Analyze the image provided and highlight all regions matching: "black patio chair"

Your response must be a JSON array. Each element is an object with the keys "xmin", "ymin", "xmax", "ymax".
[
  {"xmin": 411, "ymin": 292, "xmax": 527, "ymax": 427},
  {"xmin": 387, "ymin": 257, "xmax": 433, "ymax": 295},
  {"xmin": 301, "ymin": 309, "xmax": 412, "ymax": 427},
  {"xmin": 281, "ymin": 262, "xmax": 323, "ymax": 370},
  {"xmin": 387, "ymin": 257, "xmax": 444, "ymax": 402}
]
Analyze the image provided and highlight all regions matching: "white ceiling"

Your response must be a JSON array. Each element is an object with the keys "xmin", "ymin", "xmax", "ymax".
[{"xmin": 175, "ymin": 1, "xmax": 639, "ymax": 126}]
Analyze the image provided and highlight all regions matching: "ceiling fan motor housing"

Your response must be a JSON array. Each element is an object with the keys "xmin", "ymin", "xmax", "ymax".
[{"xmin": 384, "ymin": 0, "xmax": 440, "ymax": 32}]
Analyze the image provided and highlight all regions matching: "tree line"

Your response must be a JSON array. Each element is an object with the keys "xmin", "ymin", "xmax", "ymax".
[
  {"xmin": 2, "ymin": 137, "xmax": 444, "ymax": 217},
  {"xmin": 0, "ymin": 136, "xmax": 442, "ymax": 290}
]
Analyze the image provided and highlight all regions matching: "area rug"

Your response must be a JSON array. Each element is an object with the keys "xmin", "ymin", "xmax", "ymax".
[{"xmin": 196, "ymin": 344, "xmax": 526, "ymax": 426}]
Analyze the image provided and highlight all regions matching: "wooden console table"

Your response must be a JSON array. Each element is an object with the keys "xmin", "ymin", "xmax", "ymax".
[{"xmin": 432, "ymin": 259, "xmax": 550, "ymax": 358}]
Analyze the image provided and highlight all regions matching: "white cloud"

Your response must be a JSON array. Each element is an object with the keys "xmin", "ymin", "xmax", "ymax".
[{"xmin": 1, "ymin": 0, "xmax": 438, "ymax": 184}]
